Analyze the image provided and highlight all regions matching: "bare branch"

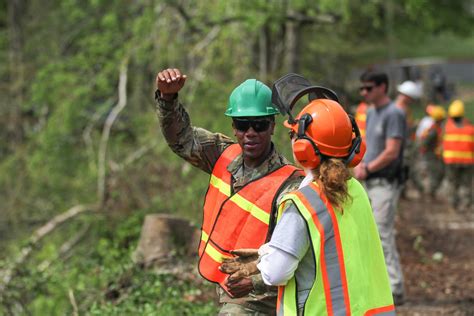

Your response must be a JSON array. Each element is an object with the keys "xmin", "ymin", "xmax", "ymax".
[
  {"xmin": 189, "ymin": 26, "xmax": 221, "ymax": 55},
  {"xmin": 0, "ymin": 204, "xmax": 97, "ymax": 295},
  {"xmin": 38, "ymin": 224, "xmax": 91, "ymax": 272},
  {"xmin": 167, "ymin": 2, "xmax": 244, "ymax": 34},
  {"xmin": 285, "ymin": 12, "xmax": 338, "ymax": 25},
  {"xmin": 110, "ymin": 140, "xmax": 159, "ymax": 173},
  {"xmin": 68, "ymin": 289, "xmax": 79, "ymax": 316},
  {"xmin": 168, "ymin": 2, "xmax": 200, "ymax": 33},
  {"xmin": 185, "ymin": 26, "xmax": 222, "ymax": 105},
  {"xmin": 82, "ymin": 99, "xmax": 113, "ymax": 169},
  {"xmin": 97, "ymin": 58, "xmax": 129, "ymax": 206}
]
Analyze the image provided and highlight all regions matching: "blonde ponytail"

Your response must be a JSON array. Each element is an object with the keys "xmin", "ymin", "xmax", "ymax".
[{"xmin": 314, "ymin": 158, "xmax": 352, "ymax": 211}]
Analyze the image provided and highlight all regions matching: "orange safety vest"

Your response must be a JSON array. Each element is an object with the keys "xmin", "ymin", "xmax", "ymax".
[
  {"xmin": 198, "ymin": 144, "xmax": 301, "ymax": 295},
  {"xmin": 442, "ymin": 118, "xmax": 474, "ymax": 165},
  {"xmin": 355, "ymin": 102, "xmax": 367, "ymax": 140}
]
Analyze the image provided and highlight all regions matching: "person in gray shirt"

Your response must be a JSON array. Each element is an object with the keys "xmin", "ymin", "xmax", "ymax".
[{"xmin": 354, "ymin": 70, "xmax": 406, "ymax": 305}]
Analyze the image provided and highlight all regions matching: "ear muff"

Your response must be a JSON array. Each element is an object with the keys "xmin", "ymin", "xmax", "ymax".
[
  {"xmin": 345, "ymin": 115, "xmax": 366, "ymax": 167},
  {"xmin": 293, "ymin": 140, "xmax": 321, "ymax": 169},
  {"xmin": 292, "ymin": 114, "xmax": 323, "ymax": 169},
  {"xmin": 348, "ymin": 139, "xmax": 366, "ymax": 167}
]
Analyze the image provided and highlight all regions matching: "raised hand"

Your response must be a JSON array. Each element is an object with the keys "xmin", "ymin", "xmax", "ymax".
[{"xmin": 156, "ymin": 68, "xmax": 187, "ymax": 100}]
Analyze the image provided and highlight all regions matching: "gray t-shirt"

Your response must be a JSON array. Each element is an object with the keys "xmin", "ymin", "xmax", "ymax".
[
  {"xmin": 268, "ymin": 203, "xmax": 315, "ymax": 309},
  {"xmin": 363, "ymin": 101, "xmax": 406, "ymax": 179}
]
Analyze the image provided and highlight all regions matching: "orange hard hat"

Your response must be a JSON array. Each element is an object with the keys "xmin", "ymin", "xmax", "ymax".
[
  {"xmin": 284, "ymin": 99, "xmax": 365, "ymax": 169},
  {"xmin": 426, "ymin": 104, "xmax": 446, "ymax": 121}
]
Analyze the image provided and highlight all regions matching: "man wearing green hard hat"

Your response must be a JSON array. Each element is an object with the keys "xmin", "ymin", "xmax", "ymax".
[{"xmin": 155, "ymin": 68, "xmax": 302, "ymax": 314}]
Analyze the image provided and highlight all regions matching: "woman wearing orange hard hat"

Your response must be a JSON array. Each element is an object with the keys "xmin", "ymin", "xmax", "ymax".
[{"xmin": 223, "ymin": 74, "xmax": 395, "ymax": 315}]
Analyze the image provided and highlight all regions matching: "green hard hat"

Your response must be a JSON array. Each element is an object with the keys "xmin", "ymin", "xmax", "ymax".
[{"xmin": 225, "ymin": 79, "xmax": 279, "ymax": 117}]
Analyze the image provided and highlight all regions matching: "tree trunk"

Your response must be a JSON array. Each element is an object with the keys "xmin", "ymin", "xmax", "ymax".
[
  {"xmin": 258, "ymin": 25, "xmax": 269, "ymax": 82},
  {"xmin": 133, "ymin": 214, "xmax": 201, "ymax": 268},
  {"xmin": 7, "ymin": 0, "xmax": 26, "ymax": 147},
  {"xmin": 284, "ymin": 10, "xmax": 299, "ymax": 73}
]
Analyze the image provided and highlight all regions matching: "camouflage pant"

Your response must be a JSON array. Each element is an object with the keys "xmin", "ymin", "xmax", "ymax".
[
  {"xmin": 218, "ymin": 303, "xmax": 273, "ymax": 315},
  {"xmin": 445, "ymin": 164, "xmax": 473, "ymax": 210},
  {"xmin": 427, "ymin": 158, "xmax": 445, "ymax": 195},
  {"xmin": 411, "ymin": 156, "xmax": 427, "ymax": 193},
  {"xmin": 412, "ymin": 154, "xmax": 445, "ymax": 195}
]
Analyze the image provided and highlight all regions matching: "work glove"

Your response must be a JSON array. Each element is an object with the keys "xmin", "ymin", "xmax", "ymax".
[{"xmin": 219, "ymin": 248, "xmax": 259, "ymax": 282}]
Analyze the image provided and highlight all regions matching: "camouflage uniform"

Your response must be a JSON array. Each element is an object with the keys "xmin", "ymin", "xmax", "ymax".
[
  {"xmin": 156, "ymin": 92, "xmax": 302, "ymax": 315},
  {"xmin": 400, "ymin": 112, "xmax": 417, "ymax": 198},
  {"xmin": 420, "ymin": 128, "xmax": 444, "ymax": 197},
  {"xmin": 445, "ymin": 165, "xmax": 473, "ymax": 211}
]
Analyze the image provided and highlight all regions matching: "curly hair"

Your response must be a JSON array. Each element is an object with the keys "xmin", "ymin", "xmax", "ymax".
[{"xmin": 313, "ymin": 158, "xmax": 352, "ymax": 211}]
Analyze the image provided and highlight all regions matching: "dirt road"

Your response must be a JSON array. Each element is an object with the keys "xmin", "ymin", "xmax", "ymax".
[{"xmin": 395, "ymin": 195, "xmax": 474, "ymax": 315}]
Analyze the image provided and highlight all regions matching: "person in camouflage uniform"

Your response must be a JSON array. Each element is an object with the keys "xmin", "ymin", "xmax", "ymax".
[
  {"xmin": 394, "ymin": 81, "xmax": 423, "ymax": 200},
  {"xmin": 155, "ymin": 68, "xmax": 302, "ymax": 315},
  {"xmin": 442, "ymin": 100, "xmax": 474, "ymax": 213},
  {"xmin": 413, "ymin": 105, "xmax": 446, "ymax": 199},
  {"xmin": 411, "ymin": 108, "xmax": 434, "ymax": 195}
]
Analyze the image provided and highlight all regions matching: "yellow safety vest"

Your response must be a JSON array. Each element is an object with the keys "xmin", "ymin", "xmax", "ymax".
[{"xmin": 276, "ymin": 179, "xmax": 394, "ymax": 315}]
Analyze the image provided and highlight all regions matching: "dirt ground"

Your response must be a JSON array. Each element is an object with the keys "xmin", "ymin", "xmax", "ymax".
[{"xmin": 395, "ymin": 191, "xmax": 474, "ymax": 315}]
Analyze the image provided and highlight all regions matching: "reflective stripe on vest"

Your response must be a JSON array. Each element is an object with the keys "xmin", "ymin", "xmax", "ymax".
[
  {"xmin": 442, "ymin": 118, "xmax": 474, "ymax": 165},
  {"xmin": 276, "ymin": 180, "xmax": 395, "ymax": 316},
  {"xmin": 199, "ymin": 143, "xmax": 301, "ymax": 294},
  {"xmin": 355, "ymin": 102, "xmax": 367, "ymax": 139}
]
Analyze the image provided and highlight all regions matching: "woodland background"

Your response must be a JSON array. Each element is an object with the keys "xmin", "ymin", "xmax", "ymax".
[{"xmin": 0, "ymin": 0, "xmax": 473, "ymax": 315}]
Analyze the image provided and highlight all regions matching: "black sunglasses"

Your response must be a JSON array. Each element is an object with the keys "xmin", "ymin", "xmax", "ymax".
[
  {"xmin": 233, "ymin": 119, "xmax": 272, "ymax": 132},
  {"xmin": 359, "ymin": 85, "xmax": 375, "ymax": 92}
]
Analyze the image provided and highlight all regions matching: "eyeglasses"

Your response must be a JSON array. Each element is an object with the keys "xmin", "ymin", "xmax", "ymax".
[
  {"xmin": 233, "ymin": 119, "xmax": 272, "ymax": 132},
  {"xmin": 359, "ymin": 85, "xmax": 375, "ymax": 92}
]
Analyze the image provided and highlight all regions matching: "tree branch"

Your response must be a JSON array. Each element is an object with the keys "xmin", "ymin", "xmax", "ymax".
[
  {"xmin": 189, "ymin": 26, "xmax": 221, "ymax": 55},
  {"xmin": 1, "ymin": 56, "xmax": 134, "ymax": 301},
  {"xmin": 82, "ymin": 99, "xmax": 113, "ymax": 170},
  {"xmin": 97, "ymin": 58, "xmax": 129, "ymax": 206},
  {"xmin": 167, "ymin": 2, "xmax": 244, "ymax": 34},
  {"xmin": 38, "ymin": 224, "xmax": 91, "ymax": 272},
  {"xmin": 0, "ymin": 204, "xmax": 97, "ymax": 295},
  {"xmin": 110, "ymin": 140, "xmax": 159, "ymax": 173},
  {"xmin": 285, "ymin": 12, "xmax": 339, "ymax": 25},
  {"xmin": 68, "ymin": 288, "xmax": 79, "ymax": 316}
]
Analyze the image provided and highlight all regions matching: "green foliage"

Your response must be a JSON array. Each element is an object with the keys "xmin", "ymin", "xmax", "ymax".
[
  {"xmin": 1, "ymin": 0, "xmax": 473, "ymax": 313},
  {"xmin": 1, "ymin": 210, "xmax": 217, "ymax": 315},
  {"xmin": 88, "ymin": 273, "xmax": 216, "ymax": 316}
]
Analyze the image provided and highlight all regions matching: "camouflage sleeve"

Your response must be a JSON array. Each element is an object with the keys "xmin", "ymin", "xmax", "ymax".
[
  {"xmin": 155, "ymin": 91, "xmax": 235, "ymax": 174},
  {"xmin": 250, "ymin": 273, "xmax": 277, "ymax": 295},
  {"xmin": 422, "ymin": 128, "xmax": 437, "ymax": 150}
]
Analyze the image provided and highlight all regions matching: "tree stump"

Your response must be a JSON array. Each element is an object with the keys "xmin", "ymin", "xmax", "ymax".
[{"xmin": 132, "ymin": 214, "xmax": 201, "ymax": 268}]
